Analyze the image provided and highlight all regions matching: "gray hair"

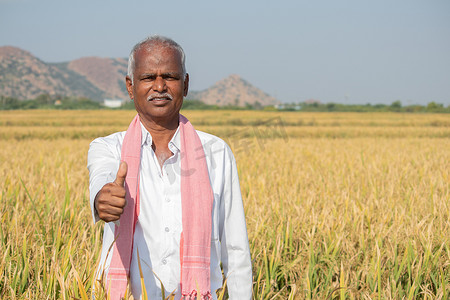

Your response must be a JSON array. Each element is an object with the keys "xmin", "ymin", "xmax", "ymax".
[{"xmin": 127, "ymin": 35, "xmax": 186, "ymax": 83}]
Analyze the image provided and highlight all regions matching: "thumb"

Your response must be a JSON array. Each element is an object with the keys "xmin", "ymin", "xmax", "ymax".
[{"xmin": 114, "ymin": 161, "xmax": 128, "ymax": 186}]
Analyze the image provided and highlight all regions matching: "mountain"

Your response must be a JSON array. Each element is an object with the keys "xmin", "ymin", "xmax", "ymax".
[
  {"xmin": 64, "ymin": 57, "xmax": 128, "ymax": 99},
  {"xmin": 0, "ymin": 46, "xmax": 128, "ymax": 101},
  {"xmin": 0, "ymin": 46, "xmax": 80, "ymax": 99},
  {"xmin": 187, "ymin": 74, "xmax": 278, "ymax": 107},
  {"xmin": 0, "ymin": 46, "xmax": 278, "ymax": 106}
]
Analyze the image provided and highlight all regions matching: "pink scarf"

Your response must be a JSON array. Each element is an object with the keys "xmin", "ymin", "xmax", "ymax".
[{"xmin": 107, "ymin": 114, "xmax": 213, "ymax": 299}]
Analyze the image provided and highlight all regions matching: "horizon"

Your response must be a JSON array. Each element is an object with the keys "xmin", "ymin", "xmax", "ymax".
[{"xmin": 1, "ymin": 0, "xmax": 449, "ymax": 105}]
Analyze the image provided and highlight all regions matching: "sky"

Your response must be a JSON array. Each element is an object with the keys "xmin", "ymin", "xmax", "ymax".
[{"xmin": 1, "ymin": 0, "xmax": 449, "ymax": 105}]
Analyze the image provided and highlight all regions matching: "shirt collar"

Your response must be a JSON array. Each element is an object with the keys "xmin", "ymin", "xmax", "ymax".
[
  {"xmin": 139, "ymin": 121, "xmax": 181, "ymax": 153},
  {"xmin": 169, "ymin": 126, "xmax": 181, "ymax": 152},
  {"xmin": 140, "ymin": 122, "xmax": 152, "ymax": 147}
]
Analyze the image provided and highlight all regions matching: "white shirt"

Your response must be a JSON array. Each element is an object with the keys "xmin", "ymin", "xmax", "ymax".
[{"xmin": 87, "ymin": 122, "xmax": 252, "ymax": 299}]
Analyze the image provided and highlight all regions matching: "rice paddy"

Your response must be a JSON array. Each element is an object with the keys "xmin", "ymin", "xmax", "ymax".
[{"xmin": 0, "ymin": 110, "xmax": 449, "ymax": 299}]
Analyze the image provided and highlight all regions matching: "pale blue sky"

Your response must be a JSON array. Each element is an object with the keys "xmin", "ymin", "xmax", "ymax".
[{"xmin": 1, "ymin": 0, "xmax": 449, "ymax": 105}]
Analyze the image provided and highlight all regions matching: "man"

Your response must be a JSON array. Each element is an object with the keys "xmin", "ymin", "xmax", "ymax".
[{"xmin": 87, "ymin": 36, "xmax": 252, "ymax": 299}]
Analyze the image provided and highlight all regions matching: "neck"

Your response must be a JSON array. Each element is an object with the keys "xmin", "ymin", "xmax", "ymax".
[{"xmin": 139, "ymin": 113, "xmax": 179, "ymax": 144}]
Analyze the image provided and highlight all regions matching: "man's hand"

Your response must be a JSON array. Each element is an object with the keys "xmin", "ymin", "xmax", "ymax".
[{"xmin": 94, "ymin": 161, "xmax": 128, "ymax": 222}]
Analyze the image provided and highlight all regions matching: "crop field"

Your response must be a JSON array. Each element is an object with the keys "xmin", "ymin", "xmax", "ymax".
[{"xmin": 0, "ymin": 110, "xmax": 449, "ymax": 299}]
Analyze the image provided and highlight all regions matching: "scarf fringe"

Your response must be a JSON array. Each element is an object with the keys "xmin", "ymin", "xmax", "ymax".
[{"xmin": 181, "ymin": 290, "xmax": 213, "ymax": 300}]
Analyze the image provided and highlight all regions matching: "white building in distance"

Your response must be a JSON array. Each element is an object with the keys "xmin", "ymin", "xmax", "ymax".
[{"xmin": 103, "ymin": 99, "xmax": 124, "ymax": 108}]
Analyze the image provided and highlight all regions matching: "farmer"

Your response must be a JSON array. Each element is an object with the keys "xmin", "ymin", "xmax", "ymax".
[{"xmin": 87, "ymin": 35, "xmax": 252, "ymax": 299}]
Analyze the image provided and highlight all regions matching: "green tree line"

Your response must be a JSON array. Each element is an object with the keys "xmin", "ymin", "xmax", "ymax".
[
  {"xmin": 1, "ymin": 94, "xmax": 449, "ymax": 113},
  {"xmin": 0, "ymin": 94, "xmax": 101, "ymax": 110},
  {"xmin": 273, "ymin": 100, "xmax": 450, "ymax": 113}
]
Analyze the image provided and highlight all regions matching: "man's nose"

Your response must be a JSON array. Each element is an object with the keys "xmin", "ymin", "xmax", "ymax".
[{"xmin": 153, "ymin": 76, "xmax": 166, "ymax": 92}]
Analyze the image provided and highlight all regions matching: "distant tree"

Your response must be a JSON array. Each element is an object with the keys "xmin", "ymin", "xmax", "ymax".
[
  {"xmin": 35, "ymin": 93, "xmax": 53, "ymax": 105},
  {"xmin": 0, "ymin": 96, "xmax": 21, "ymax": 109},
  {"xmin": 253, "ymin": 101, "xmax": 262, "ymax": 110},
  {"xmin": 373, "ymin": 104, "xmax": 387, "ymax": 111},
  {"xmin": 263, "ymin": 105, "xmax": 277, "ymax": 111},
  {"xmin": 426, "ymin": 102, "xmax": 443, "ymax": 112},
  {"xmin": 326, "ymin": 103, "xmax": 336, "ymax": 111},
  {"xmin": 120, "ymin": 101, "xmax": 136, "ymax": 110},
  {"xmin": 389, "ymin": 100, "xmax": 402, "ymax": 112}
]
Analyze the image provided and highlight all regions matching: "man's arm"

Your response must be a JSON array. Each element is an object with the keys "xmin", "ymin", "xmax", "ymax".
[
  {"xmin": 87, "ymin": 137, "xmax": 127, "ymax": 223},
  {"xmin": 219, "ymin": 148, "xmax": 253, "ymax": 299}
]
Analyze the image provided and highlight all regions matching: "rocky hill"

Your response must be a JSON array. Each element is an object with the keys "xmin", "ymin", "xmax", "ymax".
[
  {"xmin": 0, "ymin": 46, "xmax": 76, "ymax": 99},
  {"xmin": 187, "ymin": 74, "xmax": 278, "ymax": 107},
  {"xmin": 65, "ymin": 57, "xmax": 128, "ymax": 99},
  {"xmin": 0, "ymin": 46, "xmax": 128, "ymax": 101},
  {"xmin": 0, "ymin": 46, "xmax": 278, "ymax": 106}
]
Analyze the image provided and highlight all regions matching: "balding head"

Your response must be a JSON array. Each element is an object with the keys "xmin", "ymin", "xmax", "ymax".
[{"xmin": 127, "ymin": 35, "xmax": 186, "ymax": 84}]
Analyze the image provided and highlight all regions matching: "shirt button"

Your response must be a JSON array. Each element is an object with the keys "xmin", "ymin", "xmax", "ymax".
[
  {"xmin": 165, "ymin": 227, "xmax": 170, "ymax": 232},
  {"xmin": 162, "ymin": 259, "xmax": 167, "ymax": 265},
  {"xmin": 165, "ymin": 197, "xmax": 170, "ymax": 203}
]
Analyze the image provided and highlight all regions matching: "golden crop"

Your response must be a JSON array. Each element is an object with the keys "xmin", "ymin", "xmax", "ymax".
[{"xmin": 0, "ymin": 110, "xmax": 449, "ymax": 299}]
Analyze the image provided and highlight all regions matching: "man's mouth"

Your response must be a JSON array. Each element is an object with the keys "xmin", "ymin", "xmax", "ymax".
[{"xmin": 147, "ymin": 93, "xmax": 173, "ymax": 102}]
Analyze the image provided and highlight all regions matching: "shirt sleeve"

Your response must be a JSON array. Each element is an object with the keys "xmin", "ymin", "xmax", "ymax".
[
  {"xmin": 87, "ymin": 136, "xmax": 121, "ymax": 223},
  {"xmin": 219, "ymin": 147, "xmax": 253, "ymax": 299}
]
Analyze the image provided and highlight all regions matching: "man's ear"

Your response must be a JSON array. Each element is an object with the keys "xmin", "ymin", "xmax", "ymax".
[
  {"xmin": 125, "ymin": 76, "xmax": 134, "ymax": 100},
  {"xmin": 183, "ymin": 73, "xmax": 189, "ymax": 97}
]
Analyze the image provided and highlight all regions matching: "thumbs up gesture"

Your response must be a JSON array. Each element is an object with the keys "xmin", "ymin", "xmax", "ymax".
[{"xmin": 94, "ymin": 161, "xmax": 128, "ymax": 222}]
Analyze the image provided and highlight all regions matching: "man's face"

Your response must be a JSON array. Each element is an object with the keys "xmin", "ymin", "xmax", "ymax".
[{"xmin": 126, "ymin": 43, "xmax": 189, "ymax": 123}]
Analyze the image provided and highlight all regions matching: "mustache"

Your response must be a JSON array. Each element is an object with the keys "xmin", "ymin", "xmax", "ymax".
[{"xmin": 147, "ymin": 93, "xmax": 173, "ymax": 101}]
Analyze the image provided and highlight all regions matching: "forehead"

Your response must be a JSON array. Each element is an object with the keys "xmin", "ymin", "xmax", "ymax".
[{"xmin": 134, "ymin": 43, "xmax": 183, "ymax": 73}]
